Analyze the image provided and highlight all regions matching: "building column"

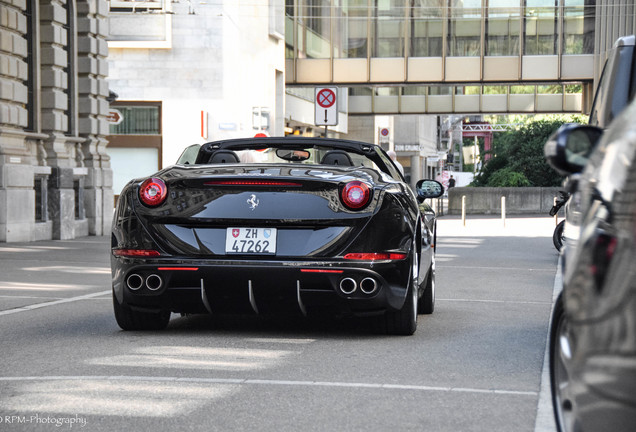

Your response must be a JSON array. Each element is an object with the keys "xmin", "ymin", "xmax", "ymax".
[
  {"xmin": 77, "ymin": 0, "xmax": 113, "ymax": 236},
  {"xmin": 0, "ymin": 1, "xmax": 46, "ymax": 242},
  {"xmin": 410, "ymin": 155, "xmax": 421, "ymax": 191}
]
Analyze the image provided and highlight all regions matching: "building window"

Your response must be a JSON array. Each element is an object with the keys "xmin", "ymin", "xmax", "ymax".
[
  {"xmin": 74, "ymin": 179, "xmax": 84, "ymax": 220},
  {"xmin": 109, "ymin": 105, "xmax": 161, "ymax": 135},
  {"xmin": 524, "ymin": 0, "xmax": 558, "ymax": 55},
  {"xmin": 563, "ymin": 0, "xmax": 595, "ymax": 54},
  {"xmin": 73, "ymin": 179, "xmax": 84, "ymax": 219},
  {"xmin": 34, "ymin": 177, "xmax": 48, "ymax": 222},
  {"xmin": 410, "ymin": 0, "xmax": 444, "ymax": 57},
  {"xmin": 107, "ymin": 102, "xmax": 163, "ymax": 201},
  {"xmin": 486, "ymin": 1, "xmax": 521, "ymax": 56},
  {"xmin": 373, "ymin": 0, "xmax": 406, "ymax": 57},
  {"xmin": 448, "ymin": 0, "xmax": 482, "ymax": 57},
  {"xmin": 335, "ymin": 0, "xmax": 368, "ymax": 58},
  {"xmin": 252, "ymin": 107, "xmax": 271, "ymax": 131},
  {"xmin": 298, "ymin": 0, "xmax": 331, "ymax": 58},
  {"xmin": 109, "ymin": 0, "xmax": 164, "ymax": 12}
]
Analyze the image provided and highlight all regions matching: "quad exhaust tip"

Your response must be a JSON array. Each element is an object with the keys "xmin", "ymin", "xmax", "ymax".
[
  {"xmin": 126, "ymin": 274, "xmax": 144, "ymax": 291},
  {"xmin": 126, "ymin": 273, "xmax": 163, "ymax": 291},
  {"xmin": 145, "ymin": 274, "xmax": 163, "ymax": 291},
  {"xmin": 339, "ymin": 278, "xmax": 357, "ymax": 295},
  {"xmin": 360, "ymin": 277, "xmax": 378, "ymax": 295}
]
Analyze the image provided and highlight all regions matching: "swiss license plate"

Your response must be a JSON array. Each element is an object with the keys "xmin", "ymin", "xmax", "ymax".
[{"xmin": 225, "ymin": 228, "xmax": 277, "ymax": 254}]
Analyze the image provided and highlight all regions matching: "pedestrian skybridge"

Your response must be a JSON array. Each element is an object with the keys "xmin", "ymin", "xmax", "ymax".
[{"xmin": 284, "ymin": 2, "xmax": 597, "ymax": 115}]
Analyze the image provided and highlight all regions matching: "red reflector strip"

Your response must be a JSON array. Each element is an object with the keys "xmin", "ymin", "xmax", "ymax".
[
  {"xmin": 343, "ymin": 253, "xmax": 407, "ymax": 261},
  {"xmin": 113, "ymin": 249, "xmax": 161, "ymax": 257},
  {"xmin": 204, "ymin": 180, "xmax": 302, "ymax": 186},
  {"xmin": 300, "ymin": 269, "xmax": 344, "ymax": 274},
  {"xmin": 157, "ymin": 267, "xmax": 199, "ymax": 271}
]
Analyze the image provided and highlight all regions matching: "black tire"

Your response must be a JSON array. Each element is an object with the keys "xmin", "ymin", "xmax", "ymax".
[
  {"xmin": 550, "ymin": 292, "xmax": 577, "ymax": 432},
  {"xmin": 418, "ymin": 262, "xmax": 435, "ymax": 315},
  {"xmin": 553, "ymin": 220, "xmax": 565, "ymax": 251},
  {"xmin": 382, "ymin": 281, "xmax": 417, "ymax": 335},
  {"xmin": 113, "ymin": 293, "xmax": 171, "ymax": 331},
  {"xmin": 377, "ymin": 252, "xmax": 418, "ymax": 336}
]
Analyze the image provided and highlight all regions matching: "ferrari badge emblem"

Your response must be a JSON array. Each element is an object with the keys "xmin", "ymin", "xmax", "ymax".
[{"xmin": 247, "ymin": 194, "xmax": 259, "ymax": 211}]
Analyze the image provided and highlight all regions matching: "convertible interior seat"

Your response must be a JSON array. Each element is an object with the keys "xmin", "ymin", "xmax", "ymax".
[
  {"xmin": 320, "ymin": 150, "xmax": 354, "ymax": 166},
  {"xmin": 209, "ymin": 150, "xmax": 240, "ymax": 164}
]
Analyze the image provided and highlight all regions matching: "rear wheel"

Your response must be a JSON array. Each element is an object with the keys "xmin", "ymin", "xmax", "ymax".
[
  {"xmin": 378, "ymin": 251, "xmax": 418, "ymax": 335},
  {"xmin": 550, "ymin": 293, "xmax": 577, "ymax": 432},
  {"xmin": 113, "ymin": 293, "xmax": 171, "ymax": 331},
  {"xmin": 418, "ymin": 261, "xmax": 435, "ymax": 315}
]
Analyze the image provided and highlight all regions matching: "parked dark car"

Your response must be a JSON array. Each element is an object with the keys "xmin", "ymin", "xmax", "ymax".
[
  {"xmin": 556, "ymin": 35, "xmax": 636, "ymax": 255},
  {"xmin": 544, "ymin": 98, "xmax": 636, "ymax": 431},
  {"xmin": 111, "ymin": 137, "xmax": 444, "ymax": 335}
]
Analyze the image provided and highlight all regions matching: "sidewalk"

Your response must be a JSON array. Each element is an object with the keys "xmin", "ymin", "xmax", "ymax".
[{"xmin": 437, "ymin": 214, "xmax": 558, "ymax": 238}]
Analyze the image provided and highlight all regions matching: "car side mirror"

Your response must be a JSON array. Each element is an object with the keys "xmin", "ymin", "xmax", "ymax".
[
  {"xmin": 415, "ymin": 179, "xmax": 444, "ymax": 202},
  {"xmin": 544, "ymin": 123, "xmax": 603, "ymax": 176}
]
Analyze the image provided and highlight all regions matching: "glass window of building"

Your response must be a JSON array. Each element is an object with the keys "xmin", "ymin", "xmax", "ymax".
[
  {"xmin": 483, "ymin": 85, "xmax": 508, "ymax": 94},
  {"xmin": 334, "ymin": 0, "xmax": 368, "ymax": 58},
  {"xmin": 524, "ymin": 0, "xmax": 558, "ymax": 55},
  {"xmin": 563, "ymin": 0, "xmax": 595, "ymax": 54},
  {"xmin": 109, "ymin": 106, "xmax": 161, "ymax": 135},
  {"xmin": 376, "ymin": 87, "xmax": 400, "ymax": 96},
  {"xmin": 511, "ymin": 85, "xmax": 535, "ymax": 94},
  {"xmin": 429, "ymin": 86, "xmax": 453, "ymax": 95},
  {"xmin": 402, "ymin": 86, "xmax": 427, "ymax": 96},
  {"xmin": 298, "ymin": 0, "xmax": 331, "ymax": 58},
  {"xmin": 372, "ymin": 0, "xmax": 406, "ymax": 57},
  {"xmin": 448, "ymin": 0, "xmax": 482, "ymax": 57},
  {"xmin": 486, "ymin": 0, "xmax": 521, "ymax": 56},
  {"xmin": 410, "ymin": 0, "xmax": 444, "ymax": 57},
  {"xmin": 455, "ymin": 86, "xmax": 481, "ymax": 95},
  {"xmin": 349, "ymin": 87, "xmax": 373, "ymax": 96}
]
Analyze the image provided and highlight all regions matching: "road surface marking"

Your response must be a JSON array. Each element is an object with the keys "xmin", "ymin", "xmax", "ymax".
[
  {"xmin": 0, "ymin": 375, "xmax": 538, "ymax": 397},
  {"xmin": 0, "ymin": 290, "xmax": 110, "ymax": 317}
]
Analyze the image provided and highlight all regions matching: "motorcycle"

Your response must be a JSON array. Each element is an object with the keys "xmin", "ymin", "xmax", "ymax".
[{"xmin": 549, "ymin": 191, "xmax": 570, "ymax": 251}]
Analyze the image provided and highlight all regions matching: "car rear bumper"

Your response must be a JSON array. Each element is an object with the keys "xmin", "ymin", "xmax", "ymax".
[{"xmin": 111, "ymin": 257, "xmax": 412, "ymax": 317}]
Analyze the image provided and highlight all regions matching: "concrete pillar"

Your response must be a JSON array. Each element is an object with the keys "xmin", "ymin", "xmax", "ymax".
[{"xmin": 410, "ymin": 155, "xmax": 421, "ymax": 191}]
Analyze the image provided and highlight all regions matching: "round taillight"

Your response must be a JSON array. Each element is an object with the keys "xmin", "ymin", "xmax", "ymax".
[
  {"xmin": 139, "ymin": 178, "xmax": 167, "ymax": 207},
  {"xmin": 341, "ymin": 181, "xmax": 371, "ymax": 210}
]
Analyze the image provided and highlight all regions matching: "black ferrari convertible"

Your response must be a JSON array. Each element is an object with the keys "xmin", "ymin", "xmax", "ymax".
[{"xmin": 111, "ymin": 137, "xmax": 443, "ymax": 335}]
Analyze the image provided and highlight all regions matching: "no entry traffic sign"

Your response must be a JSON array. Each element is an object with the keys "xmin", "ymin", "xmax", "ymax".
[
  {"xmin": 315, "ymin": 87, "xmax": 338, "ymax": 126},
  {"xmin": 317, "ymin": 88, "xmax": 336, "ymax": 108}
]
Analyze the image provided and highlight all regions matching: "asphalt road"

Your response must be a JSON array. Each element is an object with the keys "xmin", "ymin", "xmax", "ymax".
[{"xmin": 0, "ymin": 216, "xmax": 560, "ymax": 431}]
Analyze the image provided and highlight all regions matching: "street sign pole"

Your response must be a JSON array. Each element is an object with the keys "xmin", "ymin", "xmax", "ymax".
[{"xmin": 315, "ymin": 87, "xmax": 338, "ymax": 136}]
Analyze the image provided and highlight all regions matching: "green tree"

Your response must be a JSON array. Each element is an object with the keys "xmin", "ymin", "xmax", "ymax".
[{"xmin": 471, "ymin": 115, "xmax": 587, "ymax": 187}]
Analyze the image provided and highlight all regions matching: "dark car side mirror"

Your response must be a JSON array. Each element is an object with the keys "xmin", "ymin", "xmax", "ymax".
[
  {"xmin": 544, "ymin": 123, "xmax": 603, "ymax": 176},
  {"xmin": 415, "ymin": 179, "xmax": 444, "ymax": 202}
]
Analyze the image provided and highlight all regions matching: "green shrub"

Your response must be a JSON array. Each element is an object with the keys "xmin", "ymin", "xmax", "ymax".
[{"xmin": 487, "ymin": 168, "xmax": 532, "ymax": 187}]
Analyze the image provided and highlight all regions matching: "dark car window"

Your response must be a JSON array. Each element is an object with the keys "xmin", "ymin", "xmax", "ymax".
[{"xmin": 589, "ymin": 45, "xmax": 635, "ymax": 128}]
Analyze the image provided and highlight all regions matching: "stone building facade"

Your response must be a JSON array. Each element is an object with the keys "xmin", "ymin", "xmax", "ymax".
[{"xmin": 0, "ymin": 0, "xmax": 112, "ymax": 242}]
